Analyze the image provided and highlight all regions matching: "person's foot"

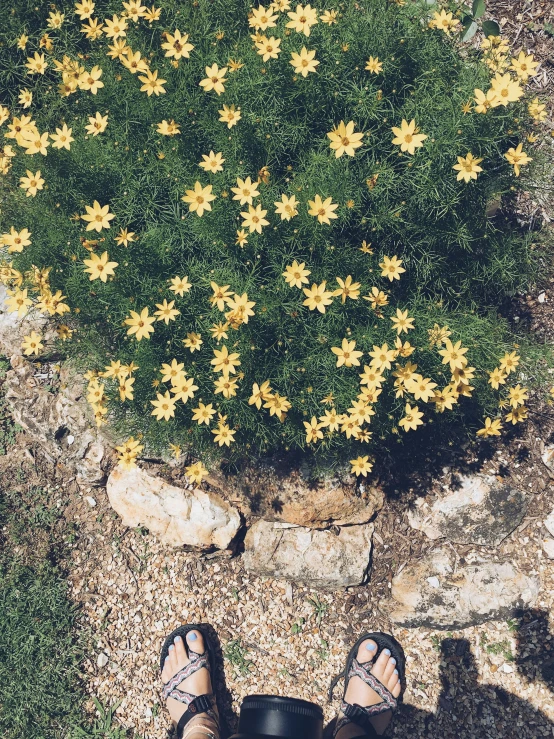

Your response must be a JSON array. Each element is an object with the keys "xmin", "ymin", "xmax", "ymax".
[
  {"xmin": 161, "ymin": 630, "xmax": 219, "ymax": 736},
  {"xmin": 336, "ymin": 639, "xmax": 402, "ymax": 737}
]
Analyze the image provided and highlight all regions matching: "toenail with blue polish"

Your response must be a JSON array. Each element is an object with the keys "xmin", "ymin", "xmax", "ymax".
[
  {"xmin": 383, "ymin": 649, "xmax": 391, "ymax": 655},
  {"xmin": 169, "ymin": 644, "xmax": 174, "ymax": 651},
  {"xmin": 189, "ymin": 632, "xmax": 198, "ymax": 641},
  {"xmin": 174, "ymin": 635, "xmax": 181, "ymax": 642},
  {"xmin": 394, "ymin": 669, "xmax": 398, "ymax": 675},
  {"xmin": 390, "ymin": 658, "xmax": 396, "ymax": 665},
  {"xmin": 365, "ymin": 643, "xmax": 376, "ymax": 651}
]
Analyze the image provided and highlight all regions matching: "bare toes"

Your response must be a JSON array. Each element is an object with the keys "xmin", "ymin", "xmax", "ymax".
[
  {"xmin": 372, "ymin": 648, "xmax": 392, "ymax": 678},
  {"xmin": 187, "ymin": 629, "xmax": 205, "ymax": 654},
  {"xmin": 382, "ymin": 655, "xmax": 397, "ymax": 682}
]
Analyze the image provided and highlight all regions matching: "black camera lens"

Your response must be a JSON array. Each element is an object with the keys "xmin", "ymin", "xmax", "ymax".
[{"xmin": 230, "ymin": 695, "xmax": 323, "ymax": 739}]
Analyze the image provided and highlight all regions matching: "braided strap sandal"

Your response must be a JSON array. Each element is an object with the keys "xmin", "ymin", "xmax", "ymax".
[
  {"xmin": 160, "ymin": 624, "xmax": 220, "ymax": 739},
  {"xmin": 329, "ymin": 632, "xmax": 405, "ymax": 738}
]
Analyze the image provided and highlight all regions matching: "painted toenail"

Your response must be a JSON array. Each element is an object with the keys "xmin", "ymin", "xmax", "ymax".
[
  {"xmin": 188, "ymin": 632, "xmax": 198, "ymax": 641},
  {"xmin": 365, "ymin": 643, "xmax": 376, "ymax": 651},
  {"xmin": 169, "ymin": 645, "xmax": 174, "ymax": 651},
  {"xmin": 165, "ymin": 656, "xmax": 169, "ymax": 661},
  {"xmin": 394, "ymin": 669, "xmax": 398, "ymax": 675},
  {"xmin": 383, "ymin": 649, "xmax": 391, "ymax": 655},
  {"xmin": 390, "ymin": 658, "xmax": 396, "ymax": 665},
  {"xmin": 174, "ymin": 635, "xmax": 181, "ymax": 642}
]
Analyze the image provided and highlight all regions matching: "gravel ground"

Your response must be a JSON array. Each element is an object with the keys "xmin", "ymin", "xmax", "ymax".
[{"xmin": 66, "ymin": 474, "xmax": 554, "ymax": 739}]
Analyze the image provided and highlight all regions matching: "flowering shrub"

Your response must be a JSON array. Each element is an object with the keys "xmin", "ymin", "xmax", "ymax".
[{"xmin": 0, "ymin": 0, "xmax": 550, "ymax": 478}]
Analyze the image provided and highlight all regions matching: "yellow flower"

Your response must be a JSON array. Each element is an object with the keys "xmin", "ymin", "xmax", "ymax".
[
  {"xmin": 144, "ymin": 5, "xmax": 162, "ymax": 23},
  {"xmin": 232, "ymin": 176, "xmax": 260, "ymax": 206},
  {"xmin": 236, "ymin": 229, "xmax": 248, "ymax": 247},
  {"xmin": 199, "ymin": 150, "xmax": 225, "ymax": 173},
  {"xmin": 181, "ymin": 181, "xmax": 216, "ymax": 216},
  {"xmin": 528, "ymin": 98, "xmax": 547, "ymax": 122},
  {"xmin": 2, "ymin": 227, "xmax": 31, "ymax": 253},
  {"xmin": 504, "ymin": 143, "xmax": 532, "ymax": 177},
  {"xmin": 391, "ymin": 119, "xmax": 427, "ymax": 155},
  {"xmin": 490, "ymin": 73, "xmax": 523, "ymax": 106},
  {"xmin": 331, "ymin": 338, "xmax": 363, "ymax": 368},
  {"xmin": 228, "ymin": 58, "xmax": 244, "ymax": 72},
  {"xmin": 289, "ymin": 47, "xmax": 319, "ymax": 76},
  {"xmin": 17, "ymin": 33, "xmax": 28, "ymax": 49},
  {"xmin": 212, "ymin": 422, "xmax": 236, "ymax": 446},
  {"xmin": 499, "ymin": 351, "xmax": 520, "ymax": 375},
  {"xmin": 476, "ymin": 417, "xmax": 502, "ymax": 437},
  {"xmin": 18, "ymin": 89, "xmax": 32, "ymax": 108},
  {"xmin": 398, "ymin": 403, "xmax": 424, "ymax": 432},
  {"xmin": 192, "ymin": 402, "xmax": 217, "ymax": 425},
  {"xmin": 4, "ymin": 288, "xmax": 33, "ymax": 318},
  {"xmin": 256, "ymin": 36, "xmax": 282, "ymax": 61},
  {"xmin": 81, "ymin": 200, "xmax": 115, "ymax": 232},
  {"xmin": 302, "ymin": 281, "xmax": 333, "ymax": 313},
  {"xmin": 22, "ymin": 330, "xmax": 44, "ymax": 356},
  {"xmin": 151, "ymin": 390, "xmax": 177, "ymax": 421},
  {"xmin": 507, "ymin": 384, "xmax": 528, "ymax": 408},
  {"xmin": 118, "ymin": 377, "xmax": 135, "ymax": 401},
  {"xmin": 139, "ymin": 68, "xmax": 167, "ymax": 96},
  {"xmin": 404, "ymin": 374, "xmax": 437, "ymax": 403},
  {"xmin": 75, "ymin": 1, "xmax": 95, "ymax": 19},
  {"xmin": 249, "ymin": 5, "xmax": 279, "ymax": 30},
  {"xmin": 327, "ymin": 120, "xmax": 364, "ymax": 158},
  {"xmin": 474, "ymin": 88, "xmax": 498, "ymax": 113},
  {"xmin": 154, "ymin": 299, "xmax": 180, "ymax": 323},
  {"xmin": 104, "ymin": 14, "xmax": 128, "ymax": 39},
  {"xmin": 331, "ymin": 275, "xmax": 360, "ymax": 304},
  {"xmin": 121, "ymin": 49, "xmax": 149, "ymax": 73},
  {"xmin": 210, "ymin": 321, "xmax": 229, "ymax": 342},
  {"xmin": 240, "ymin": 203, "xmax": 269, "ymax": 233},
  {"xmin": 510, "ymin": 51, "xmax": 539, "ymax": 82},
  {"xmin": 169, "ymin": 443, "xmax": 182, "ymax": 459},
  {"xmin": 85, "ymin": 112, "xmax": 108, "ymax": 136},
  {"xmin": 389, "ymin": 308, "xmax": 414, "ymax": 334},
  {"xmin": 169, "ymin": 275, "xmax": 192, "ymax": 296},
  {"xmin": 304, "ymin": 416, "xmax": 323, "ymax": 444},
  {"xmin": 156, "ymin": 119, "xmax": 180, "ymax": 136},
  {"xmin": 428, "ymin": 323, "xmax": 451, "ymax": 347},
  {"xmin": 115, "ymin": 437, "xmax": 143, "ymax": 469},
  {"xmin": 183, "ymin": 332, "xmax": 203, "ymax": 351},
  {"xmin": 428, "ymin": 9, "xmax": 459, "ymax": 35},
  {"xmin": 274, "ymin": 193, "xmax": 299, "ymax": 221},
  {"xmin": 122, "ymin": 0, "xmax": 147, "ymax": 21},
  {"xmin": 218, "ymin": 104, "xmax": 241, "ymax": 128},
  {"xmin": 78, "ymin": 66, "xmax": 104, "ymax": 94},
  {"xmin": 50, "ymin": 123, "xmax": 74, "ymax": 150},
  {"xmin": 115, "ymin": 228, "xmax": 136, "ymax": 246},
  {"xmin": 264, "ymin": 392, "xmax": 291, "ymax": 418},
  {"xmin": 437, "ymin": 339, "xmax": 468, "ymax": 372},
  {"xmin": 286, "ymin": 3, "xmax": 318, "ymax": 35},
  {"xmin": 171, "ymin": 376, "xmax": 198, "ymax": 402},
  {"xmin": 214, "ymin": 376, "xmax": 239, "ymax": 398},
  {"xmin": 249, "ymin": 380, "xmax": 272, "ymax": 409},
  {"xmin": 124, "ymin": 307, "xmax": 156, "ymax": 341},
  {"xmin": 283, "ymin": 260, "xmax": 310, "ymax": 288},
  {"xmin": 452, "ymin": 152, "xmax": 484, "ymax": 183},
  {"xmin": 185, "ymin": 460, "xmax": 209, "ymax": 483},
  {"xmin": 25, "ymin": 52, "xmax": 48, "ymax": 75},
  {"xmin": 210, "ymin": 282, "xmax": 234, "ymax": 311},
  {"xmin": 379, "ymin": 255, "xmax": 405, "ymax": 281},
  {"xmin": 161, "ymin": 29, "xmax": 194, "ymax": 60},
  {"xmin": 368, "ymin": 343, "xmax": 396, "ymax": 371},
  {"xmin": 211, "ymin": 345, "xmax": 241, "ymax": 376},
  {"xmin": 505, "ymin": 406, "xmax": 528, "ymax": 424},
  {"xmin": 347, "ymin": 400, "xmax": 375, "ymax": 426},
  {"xmin": 81, "ymin": 18, "xmax": 104, "ymax": 40},
  {"xmin": 340, "ymin": 415, "xmax": 362, "ymax": 439},
  {"xmin": 318, "ymin": 407, "xmax": 340, "ymax": 431},
  {"xmin": 350, "ymin": 455, "xmax": 373, "ymax": 476},
  {"xmin": 320, "ymin": 9, "xmax": 338, "ymax": 24},
  {"xmin": 365, "ymin": 56, "xmax": 382, "ymax": 74},
  {"xmin": 160, "ymin": 359, "xmax": 185, "ymax": 384},
  {"xmin": 199, "ymin": 64, "xmax": 228, "ymax": 95},
  {"xmin": 488, "ymin": 367, "xmax": 507, "ymax": 390},
  {"xmin": 363, "ymin": 286, "xmax": 389, "ymax": 309},
  {"xmin": 19, "ymin": 129, "xmax": 50, "ymax": 156},
  {"xmin": 56, "ymin": 324, "xmax": 73, "ymax": 340},
  {"xmin": 225, "ymin": 293, "xmax": 256, "ymax": 325},
  {"xmin": 307, "ymin": 194, "xmax": 338, "ymax": 225}
]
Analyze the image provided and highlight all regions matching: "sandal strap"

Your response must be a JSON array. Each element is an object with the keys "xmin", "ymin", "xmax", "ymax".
[
  {"xmin": 162, "ymin": 652, "xmax": 209, "ymax": 700},
  {"xmin": 348, "ymin": 658, "xmax": 397, "ymax": 712},
  {"xmin": 175, "ymin": 695, "xmax": 216, "ymax": 739}
]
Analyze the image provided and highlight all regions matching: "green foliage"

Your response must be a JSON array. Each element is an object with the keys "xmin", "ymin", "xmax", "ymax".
[
  {"xmin": 224, "ymin": 638, "xmax": 253, "ymax": 675},
  {"xmin": 0, "ymin": 0, "xmax": 549, "ymax": 468}
]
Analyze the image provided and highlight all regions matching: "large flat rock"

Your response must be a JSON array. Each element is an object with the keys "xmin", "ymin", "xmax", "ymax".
[
  {"xmin": 390, "ymin": 546, "xmax": 539, "ymax": 629},
  {"xmin": 242, "ymin": 520, "xmax": 373, "ymax": 588},
  {"xmin": 408, "ymin": 474, "xmax": 527, "ymax": 546},
  {"xmin": 106, "ymin": 466, "xmax": 241, "ymax": 550}
]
